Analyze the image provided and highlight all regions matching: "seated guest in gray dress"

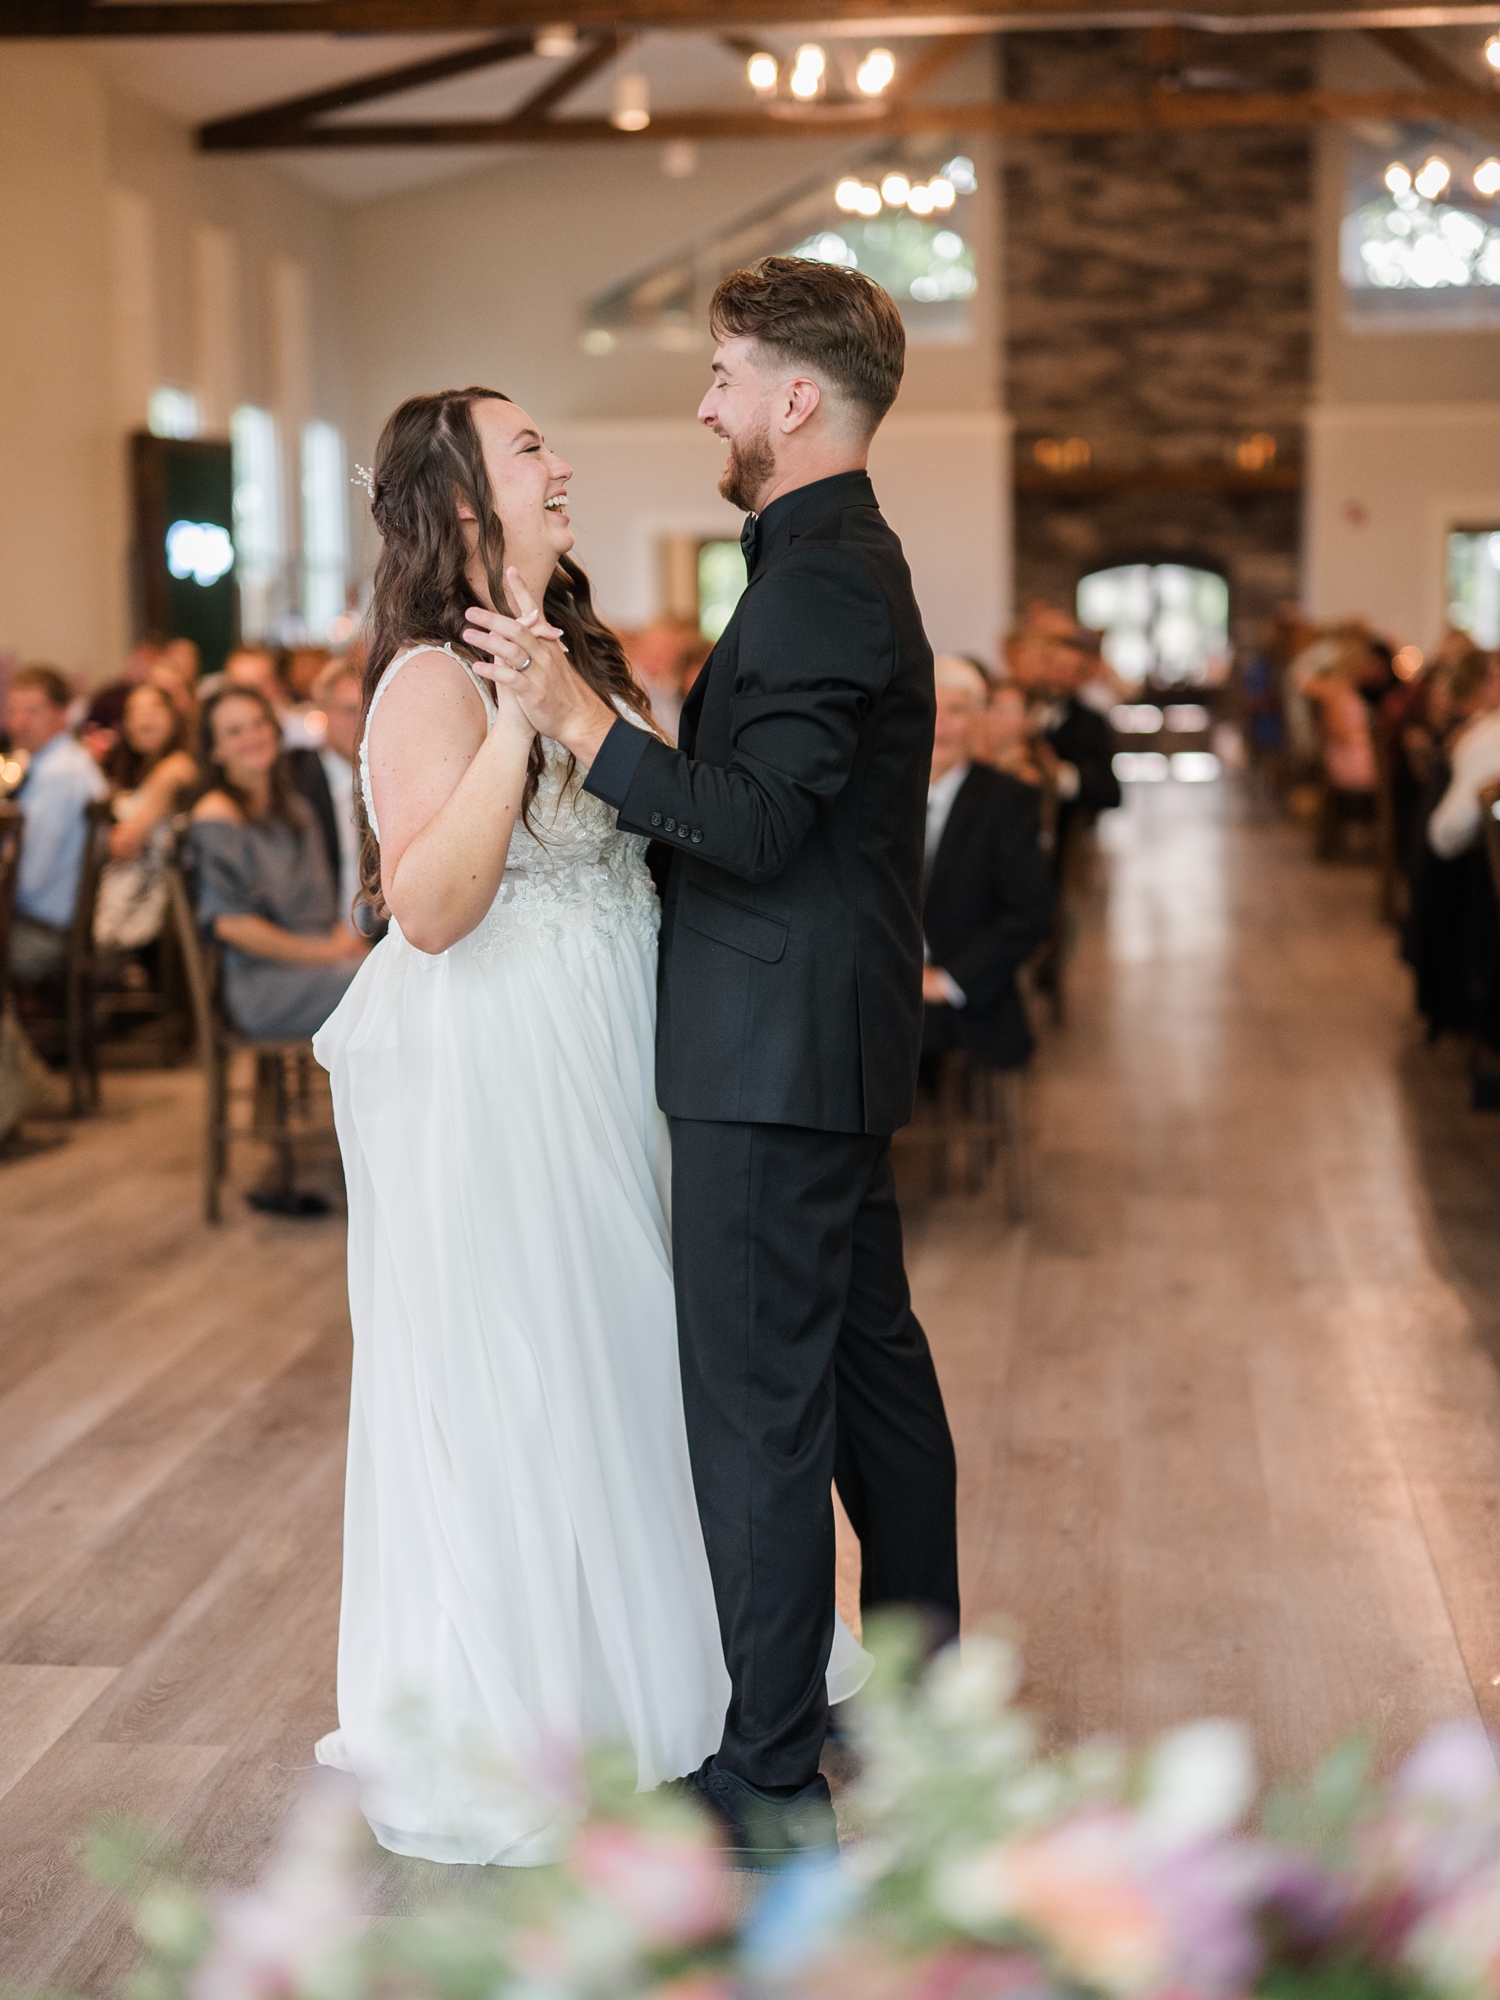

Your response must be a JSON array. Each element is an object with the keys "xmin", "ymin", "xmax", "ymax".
[{"xmin": 189, "ymin": 687, "xmax": 368, "ymax": 1039}]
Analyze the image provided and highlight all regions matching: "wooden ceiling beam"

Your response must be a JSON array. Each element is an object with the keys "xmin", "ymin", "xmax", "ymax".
[
  {"xmin": 1363, "ymin": 22, "xmax": 1495, "ymax": 90},
  {"xmin": 883, "ymin": 28, "xmax": 990, "ymax": 96},
  {"xmin": 197, "ymin": 33, "xmax": 536, "ymax": 147},
  {"xmin": 16, "ymin": 0, "xmax": 1500, "ymax": 35},
  {"xmin": 500, "ymin": 29, "xmax": 619, "ymax": 119},
  {"xmin": 197, "ymin": 82, "xmax": 1500, "ymax": 144}
]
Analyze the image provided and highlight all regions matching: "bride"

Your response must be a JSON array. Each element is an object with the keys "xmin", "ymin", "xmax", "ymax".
[{"xmin": 312, "ymin": 386, "xmax": 866, "ymax": 1866}]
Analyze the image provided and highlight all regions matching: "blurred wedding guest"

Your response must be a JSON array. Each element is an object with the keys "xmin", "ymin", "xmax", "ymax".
[
  {"xmin": 6, "ymin": 665, "xmax": 107, "ymax": 979},
  {"xmin": 1404, "ymin": 649, "xmax": 1500, "ymax": 1042},
  {"xmin": 1387, "ymin": 663, "xmax": 1456, "ymax": 896},
  {"xmin": 1428, "ymin": 650, "xmax": 1500, "ymax": 859},
  {"xmin": 625, "ymin": 619, "xmax": 705, "ymax": 742},
  {"xmin": 287, "ymin": 658, "xmax": 363, "ymax": 925},
  {"xmin": 922, "ymin": 656, "xmax": 1053, "ymax": 1076},
  {"xmin": 199, "ymin": 642, "xmax": 279, "ymax": 706},
  {"xmin": 284, "ymin": 645, "xmax": 333, "ymax": 703},
  {"xmin": 1006, "ymin": 618, "xmax": 1121, "ymax": 860},
  {"xmin": 1306, "ymin": 644, "xmax": 1378, "ymax": 795},
  {"xmin": 204, "ymin": 643, "xmax": 325, "ymax": 751},
  {"xmin": 150, "ymin": 637, "xmax": 202, "ymax": 723},
  {"xmin": 972, "ymin": 679, "xmax": 1044, "ymax": 787},
  {"xmin": 94, "ymin": 682, "xmax": 197, "ymax": 952},
  {"xmin": 189, "ymin": 686, "xmax": 367, "ymax": 1039},
  {"xmin": 81, "ymin": 633, "xmax": 168, "ymax": 757}
]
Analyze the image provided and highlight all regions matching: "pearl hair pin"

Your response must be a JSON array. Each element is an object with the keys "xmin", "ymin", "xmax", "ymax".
[{"xmin": 352, "ymin": 463, "xmax": 375, "ymax": 500}]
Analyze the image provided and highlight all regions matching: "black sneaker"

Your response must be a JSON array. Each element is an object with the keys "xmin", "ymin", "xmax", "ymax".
[{"xmin": 679, "ymin": 1758, "xmax": 838, "ymax": 1871}]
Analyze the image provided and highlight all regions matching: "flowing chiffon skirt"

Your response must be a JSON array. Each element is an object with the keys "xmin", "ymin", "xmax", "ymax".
[{"xmin": 314, "ymin": 908, "xmax": 868, "ymax": 1865}]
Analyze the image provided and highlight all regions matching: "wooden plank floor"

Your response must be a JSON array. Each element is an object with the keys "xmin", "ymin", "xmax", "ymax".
[{"xmin": 5, "ymin": 777, "xmax": 1500, "ymax": 1988}]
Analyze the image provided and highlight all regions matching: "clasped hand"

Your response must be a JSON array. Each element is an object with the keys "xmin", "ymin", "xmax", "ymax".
[{"xmin": 463, "ymin": 568, "xmax": 612, "ymax": 760}]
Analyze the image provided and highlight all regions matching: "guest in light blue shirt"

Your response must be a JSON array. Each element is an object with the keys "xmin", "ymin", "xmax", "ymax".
[{"xmin": 6, "ymin": 664, "xmax": 107, "ymax": 980}]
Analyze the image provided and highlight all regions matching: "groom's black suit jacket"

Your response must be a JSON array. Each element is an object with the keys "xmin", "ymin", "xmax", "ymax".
[{"xmin": 584, "ymin": 469, "xmax": 934, "ymax": 1135}]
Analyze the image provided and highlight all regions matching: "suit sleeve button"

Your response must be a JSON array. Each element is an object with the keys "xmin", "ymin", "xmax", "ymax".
[
  {"xmin": 691, "ymin": 830, "xmax": 703, "ymax": 843},
  {"xmin": 650, "ymin": 813, "xmax": 662, "ymax": 828},
  {"xmin": 664, "ymin": 817, "xmax": 676, "ymax": 833},
  {"xmin": 677, "ymin": 824, "xmax": 689, "ymax": 838}
]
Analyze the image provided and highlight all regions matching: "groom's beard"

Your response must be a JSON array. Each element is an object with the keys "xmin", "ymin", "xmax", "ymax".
[{"xmin": 718, "ymin": 423, "xmax": 776, "ymax": 514}]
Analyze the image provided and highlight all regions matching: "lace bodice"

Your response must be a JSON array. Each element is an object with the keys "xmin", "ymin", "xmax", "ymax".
[{"xmin": 361, "ymin": 643, "xmax": 658, "ymax": 962}]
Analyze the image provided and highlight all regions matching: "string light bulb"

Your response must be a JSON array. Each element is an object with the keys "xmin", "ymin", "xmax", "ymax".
[
  {"xmin": 880, "ymin": 171, "xmax": 911, "ymax": 206},
  {"xmin": 610, "ymin": 68, "xmax": 651, "ymax": 131},
  {"xmin": 929, "ymin": 176, "xmax": 956, "ymax": 209},
  {"xmin": 790, "ymin": 43, "xmax": 825, "ymax": 98},
  {"xmin": 835, "ymin": 178, "xmax": 864, "ymax": 212},
  {"xmin": 746, "ymin": 51, "xmax": 778, "ymax": 91},
  {"xmin": 1486, "ymin": 31, "xmax": 1500, "ymax": 67},
  {"xmin": 534, "ymin": 23, "xmax": 578, "ymax": 57},
  {"xmin": 1414, "ymin": 155, "xmax": 1451, "ymax": 199},
  {"xmin": 855, "ymin": 48, "xmax": 896, "ymax": 95},
  {"xmin": 1384, "ymin": 162, "xmax": 1412, "ymax": 194},
  {"xmin": 854, "ymin": 183, "xmax": 882, "ymax": 217},
  {"xmin": 907, "ymin": 183, "xmax": 935, "ymax": 214},
  {"xmin": 1476, "ymin": 157, "xmax": 1500, "ymax": 197}
]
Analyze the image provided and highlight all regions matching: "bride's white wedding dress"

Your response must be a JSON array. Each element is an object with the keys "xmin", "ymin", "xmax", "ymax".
[{"xmin": 313, "ymin": 643, "xmax": 868, "ymax": 1866}]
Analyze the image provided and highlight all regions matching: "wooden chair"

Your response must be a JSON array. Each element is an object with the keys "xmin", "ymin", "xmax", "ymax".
[
  {"xmin": 12, "ymin": 799, "xmax": 114, "ymax": 1115},
  {"xmin": 93, "ymin": 868, "xmax": 193, "ymax": 1068},
  {"xmin": 896, "ymin": 1048, "xmax": 1029, "ymax": 1225},
  {"xmin": 1312, "ymin": 779, "xmax": 1377, "ymax": 862},
  {"xmin": 165, "ymin": 848, "xmax": 320, "ymax": 1224},
  {"xmin": 0, "ymin": 803, "xmax": 25, "ymax": 1005}
]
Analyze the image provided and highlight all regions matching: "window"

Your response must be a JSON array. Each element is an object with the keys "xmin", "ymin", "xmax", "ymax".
[
  {"xmin": 1449, "ymin": 529, "xmax": 1500, "ymax": 648},
  {"xmin": 1077, "ymin": 564, "xmax": 1230, "ymax": 689},
  {"xmin": 580, "ymin": 154, "xmax": 978, "ymax": 353},
  {"xmin": 787, "ymin": 220, "xmax": 976, "ymax": 307},
  {"xmin": 231, "ymin": 404, "xmax": 283, "ymax": 642},
  {"xmin": 301, "ymin": 420, "xmax": 348, "ymax": 641},
  {"xmin": 698, "ymin": 541, "xmax": 746, "ymax": 641},
  {"xmin": 1341, "ymin": 123, "xmax": 1500, "ymax": 329}
]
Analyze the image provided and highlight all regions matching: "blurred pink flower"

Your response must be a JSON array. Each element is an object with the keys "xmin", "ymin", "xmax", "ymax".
[
  {"xmin": 189, "ymin": 1774, "xmax": 366, "ymax": 2000},
  {"xmin": 650, "ymin": 1975, "xmax": 736, "ymax": 2000},
  {"xmin": 914, "ymin": 1944, "xmax": 1062, "ymax": 2000},
  {"xmin": 570, "ymin": 1820, "xmax": 726, "ymax": 1945},
  {"xmin": 1397, "ymin": 1724, "xmax": 1499, "ymax": 1812},
  {"xmin": 941, "ymin": 1814, "xmax": 1174, "ymax": 1996}
]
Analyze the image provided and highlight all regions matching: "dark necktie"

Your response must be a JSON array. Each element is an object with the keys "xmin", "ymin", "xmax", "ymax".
[{"xmin": 740, "ymin": 512, "xmax": 759, "ymax": 572}]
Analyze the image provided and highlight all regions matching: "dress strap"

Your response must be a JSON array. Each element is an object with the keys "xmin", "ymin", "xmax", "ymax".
[{"xmin": 359, "ymin": 641, "xmax": 493, "ymax": 842}]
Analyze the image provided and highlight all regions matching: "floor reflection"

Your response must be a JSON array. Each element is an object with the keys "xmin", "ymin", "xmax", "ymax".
[{"xmin": 904, "ymin": 773, "xmax": 1500, "ymax": 1772}]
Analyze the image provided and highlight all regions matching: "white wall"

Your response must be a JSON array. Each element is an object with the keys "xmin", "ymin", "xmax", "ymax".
[
  {"xmin": 0, "ymin": 48, "xmax": 354, "ymax": 683},
  {"xmin": 0, "ymin": 50, "xmax": 119, "ymax": 681},
  {"xmin": 1304, "ymin": 404, "xmax": 1500, "ymax": 646},
  {"xmin": 550, "ymin": 410, "xmax": 1011, "ymax": 657},
  {"xmin": 345, "ymin": 100, "xmax": 1006, "ymax": 637}
]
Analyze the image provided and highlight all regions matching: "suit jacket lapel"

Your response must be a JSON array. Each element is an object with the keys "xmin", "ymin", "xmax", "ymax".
[
  {"xmin": 677, "ymin": 658, "xmax": 711, "ymax": 754},
  {"xmin": 678, "ymin": 574, "xmax": 757, "ymax": 755}
]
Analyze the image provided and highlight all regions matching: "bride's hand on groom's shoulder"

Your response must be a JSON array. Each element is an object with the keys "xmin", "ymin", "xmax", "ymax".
[{"xmin": 464, "ymin": 569, "xmax": 615, "ymax": 767}]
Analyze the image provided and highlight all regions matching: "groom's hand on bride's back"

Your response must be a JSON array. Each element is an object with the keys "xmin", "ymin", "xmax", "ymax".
[{"xmin": 464, "ymin": 568, "xmax": 616, "ymax": 768}]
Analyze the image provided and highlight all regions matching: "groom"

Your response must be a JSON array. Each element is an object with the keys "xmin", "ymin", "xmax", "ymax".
[{"xmin": 469, "ymin": 256, "xmax": 958, "ymax": 1862}]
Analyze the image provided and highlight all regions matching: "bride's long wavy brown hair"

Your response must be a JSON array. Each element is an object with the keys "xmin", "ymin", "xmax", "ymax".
[{"xmin": 355, "ymin": 386, "xmax": 656, "ymax": 916}]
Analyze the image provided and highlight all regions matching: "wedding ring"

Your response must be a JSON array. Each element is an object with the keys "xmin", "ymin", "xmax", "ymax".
[{"xmin": 516, "ymin": 655, "xmax": 532, "ymax": 672}]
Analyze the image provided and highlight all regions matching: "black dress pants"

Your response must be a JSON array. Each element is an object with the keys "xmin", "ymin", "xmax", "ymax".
[{"xmin": 670, "ymin": 1117, "xmax": 959, "ymax": 1790}]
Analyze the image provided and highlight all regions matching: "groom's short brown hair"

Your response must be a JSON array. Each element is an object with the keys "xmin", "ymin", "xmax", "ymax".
[{"xmin": 709, "ymin": 256, "xmax": 905, "ymax": 428}]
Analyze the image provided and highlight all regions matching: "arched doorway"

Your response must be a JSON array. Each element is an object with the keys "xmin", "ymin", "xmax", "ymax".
[{"xmin": 1076, "ymin": 563, "xmax": 1230, "ymax": 690}]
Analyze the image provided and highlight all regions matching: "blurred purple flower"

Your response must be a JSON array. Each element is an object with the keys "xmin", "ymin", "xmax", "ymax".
[{"xmin": 1396, "ymin": 1725, "xmax": 1499, "ymax": 1812}]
